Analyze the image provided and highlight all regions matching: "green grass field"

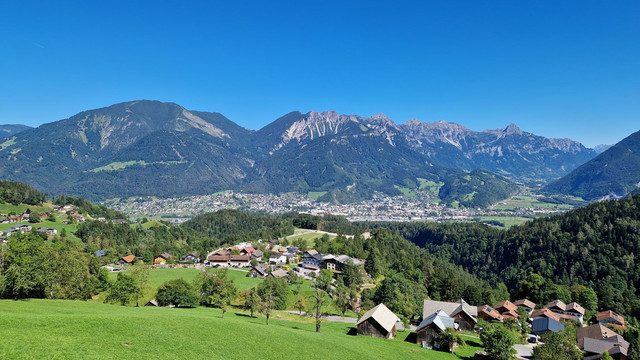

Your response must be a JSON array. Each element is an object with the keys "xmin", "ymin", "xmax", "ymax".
[
  {"xmin": 474, "ymin": 216, "xmax": 533, "ymax": 228},
  {"xmin": 0, "ymin": 219, "xmax": 81, "ymax": 241},
  {"xmin": 491, "ymin": 194, "xmax": 574, "ymax": 211},
  {"xmin": 394, "ymin": 186, "xmax": 418, "ymax": 198},
  {"xmin": 0, "ymin": 299, "xmax": 483, "ymax": 359},
  {"xmin": 308, "ymin": 191, "xmax": 327, "ymax": 200}
]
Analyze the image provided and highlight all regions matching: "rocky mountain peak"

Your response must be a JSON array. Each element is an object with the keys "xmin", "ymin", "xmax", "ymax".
[{"xmin": 503, "ymin": 123, "xmax": 523, "ymax": 136}]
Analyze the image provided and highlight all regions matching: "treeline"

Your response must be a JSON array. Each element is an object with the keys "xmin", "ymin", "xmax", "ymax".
[
  {"xmin": 0, "ymin": 180, "xmax": 47, "ymax": 206},
  {"xmin": 0, "ymin": 233, "xmax": 108, "ymax": 299},
  {"xmin": 365, "ymin": 195, "xmax": 640, "ymax": 325},
  {"xmin": 52, "ymin": 194, "xmax": 125, "ymax": 219}
]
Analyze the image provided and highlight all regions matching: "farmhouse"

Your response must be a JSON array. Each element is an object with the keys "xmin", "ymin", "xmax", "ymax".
[
  {"xmin": 229, "ymin": 254, "xmax": 251, "ymax": 267},
  {"xmin": 531, "ymin": 308, "xmax": 561, "ymax": 322},
  {"xmin": 268, "ymin": 269, "xmax": 288, "ymax": 279},
  {"xmin": 416, "ymin": 310, "xmax": 456, "ymax": 347},
  {"xmin": 154, "ymin": 252, "xmax": 172, "ymax": 265},
  {"xmin": 578, "ymin": 324, "xmax": 629, "ymax": 359},
  {"xmin": 180, "ymin": 251, "xmax": 199, "ymax": 263},
  {"xmin": 493, "ymin": 300, "xmax": 519, "ymax": 319},
  {"xmin": 423, "ymin": 299, "xmax": 478, "ymax": 331},
  {"xmin": 477, "ymin": 305, "xmax": 503, "ymax": 322},
  {"xmin": 36, "ymin": 228, "xmax": 58, "ymax": 236},
  {"xmin": 118, "ymin": 254, "xmax": 136, "ymax": 266},
  {"xmin": 597, "ymin": 310, "xmax": 626, "ymax": 330},
  {"xmin": 513, "ymin": 299, "xmax": 536, "ymax": 314},
  {"xmin": 356, "ymin": 303, "xmax": 399, "ymax": 339},
  {"xmin": 249, "ymin": 264, "xmax": 268, "ymax": 278},
  {"xmin": 546, "ymin": 299, "xmax": 585, "ymax": 323}
]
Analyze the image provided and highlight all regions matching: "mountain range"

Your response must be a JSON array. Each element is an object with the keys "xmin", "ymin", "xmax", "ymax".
[
  {"xmin": 545, "ymin": 129, "xmax": 640, "ymax": 200},
  {"xmin": 0, "ymin": 100, "xmax": 601, "ymax": 204}
]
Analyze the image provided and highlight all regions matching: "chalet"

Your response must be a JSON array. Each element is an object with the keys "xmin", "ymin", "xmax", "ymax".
[
  {"xmin": 0, "ymin": 217, "xmax": 9, "ymax": 224},
  {"xmin": 249, "ymin": 264, "xmax": 268, "ymax": 278},
  {"xmin": 118, "ymin": 255, "xmax": 136, "ymax": 266},
  {"xmin": 494, "ymin": 300, "xmax": 519, "ymax": 319},
  {"xmin": 356, "ymin": 303, "xmax": 399, "ymax": 339},
  {"xmin": 229, "ymin": 254, "xmax": 251, "ymax": 267},
  {"xmin": 477, "ymin": 305, "xmax": 503, "ymax": 322},
  {"xmin": 597, "ymin": 310, "xmax": 626, "ymax": 330},
  {"xmin": 532, "ymin": 317, "xmax": 565, "ymax": 335},
  {"xmin": 251, "ymin": 249, "xmax": 264, "ymax": 260},
  {"xmin": 180, "ymin": 252, "xmax": 199, "ymax": 263},
  {"xmin": 416, "ymin": 310, "xmax": 456, "ymax": 347},
  {"xmin": 36, "ymin": 228, "xmax": 58, "ymax": 236},
  {"xmin": 207, "ymin": 254, "xmax": 230, "ymax": 267},
  {"xmin": 577, "ymin": 324, "xmax": 623, "ymax": 348},
  {"xmin": 272, "ymin": 245, "xmax": 287, "ymax": 253},
  {"xmin": 269, "ymin": 254, "xmax": 287, "ymax": 265},
  {"xmin": 268, "ymin": 269, "xmax": 288, "ymax": 279},
  {"xmin": 325, "ymin": 254, "xmax": 365, "ymax": 272},
  {"xmin": 303, "ymin": 250, "xmax": 321, "ymax": 267},
  {"xmin": 546, "ymin": 300, "xmax": 585, "ymax": 322},
  {"xmin": 423, "ymin": 299, "xmax": 478, "ymax": 331},
  {"xmin": 531, "ymin": 308, "xmax": 561, "ymax": 322},
  {"xmin": 154, "ymin": 252, "xmax": 172, "ymax": 265},
  {"xmin": 513, "ymin": 299, "xmax": 536, "ymax": 314},
  {"xmin": 240, "ymin": 246, "xmax": 256, "ymax": 256},
  {"xmin": 11, "ymin": 224, "xmax": 32, "ymax": 233}
]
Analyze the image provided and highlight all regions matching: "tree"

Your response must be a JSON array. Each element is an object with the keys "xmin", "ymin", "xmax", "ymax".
[
  {"xmin": 437, "ymin": 327, "xmax": 465, "ymax": 353},
  {"xmin": 156, "ymin": 279, "xmax": 198, "ymax": 308},
  {"xmin": 311, "ymin": 270, "xmax": 332, "ymax": 332},
  {"xmin": 28, "ymin": 211, "xmax": 41, "ymax": 224},
  {"xmin": 243, "ymin": 287, "xmax": 260, "ymax": 318},
  {"xmin": 46, "ymin": 212, "xmax": 56, "ymax": 222},
  {"xmin": 286, "ymin": 270, "xmax": 301, "ymax": 285},
  {"xmin": 601, "ymin": 351, "xmax": 614, "ymax": 360},
  {"xmin": 259, "ymin": 288, "xmax": 275, "ymax": 325},
  {"xmin": 250, "ymin": 258, "xmax": 258, "ymax": 267},
  {"xmin": 334, "ymin": 277, "xmax": 351, "ymax": 316},
  {"xmin": 296, "ymin": 295, "xmax": 307, "ymax": 315},
  {"xmin": 480, "ymin": 325, "xmax": 517, "ymax": 360},
  {"xmin": 194, "ymin": 268, "xmax": 237, "ymax": 317},
  {"xmin": 104, "ymin": 272, "xmax": 141, "ymax": 306},
  {"xmin": 257, "ymin": 277, "xmax": 289, "ymax": 310},
  {"xmin": 128, "ymin": 265, "xmax": 150, "ymax": 307},
  {"xmin": 532, "ymin": 329, "xmax": 582, "ymax": 360}
]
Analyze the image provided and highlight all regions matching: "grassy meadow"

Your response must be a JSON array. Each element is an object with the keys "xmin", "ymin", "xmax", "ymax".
[{"xmin": 0, "ymin": 299, "xmax": 482, "ymax": 360}]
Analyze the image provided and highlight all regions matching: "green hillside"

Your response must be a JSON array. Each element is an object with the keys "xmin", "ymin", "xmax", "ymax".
[
  {"xmin": 0, "ymin": 300, "xmax": 482, "ymax": 360},
  {"xmin": 545, "ymin": 129, "xmax": 640, "ymax": 200}
]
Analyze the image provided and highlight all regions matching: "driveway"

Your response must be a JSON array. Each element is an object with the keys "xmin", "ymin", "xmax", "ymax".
[{"xmin": 514, "ymin": 343, "xmax": 536, "ymax": 359}]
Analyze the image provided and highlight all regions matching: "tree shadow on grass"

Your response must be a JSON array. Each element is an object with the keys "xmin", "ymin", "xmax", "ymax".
[
  {"xmin": 464, "ymin": 339, "xmax": 482, "ymax": 348},
  {"xmin": 234, "ymin": 313, "xmax": 253, "ymax": 318}
]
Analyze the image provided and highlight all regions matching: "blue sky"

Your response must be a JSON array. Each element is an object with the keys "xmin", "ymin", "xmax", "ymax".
[{"xmin": 1, "ymin": 0, "xmax": 638, "ymax": 147}]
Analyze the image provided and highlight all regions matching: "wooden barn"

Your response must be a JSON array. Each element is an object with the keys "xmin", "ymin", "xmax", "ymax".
[
  {"xmin": 356, "ymin": 303, "xmax": 399, "ymax": 339},
  {"xmin": 416, "ymin": 310, "xmax": 456, "ymax": 347}
]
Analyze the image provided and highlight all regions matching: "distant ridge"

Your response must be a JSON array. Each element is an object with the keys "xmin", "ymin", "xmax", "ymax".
[
  {"xmin": 0, "ymin": 100, "xmax": 599, "ymax": 205},
  {"xmin": 0, "ymin": 124, "xmax": 32, "ymax": 138}
]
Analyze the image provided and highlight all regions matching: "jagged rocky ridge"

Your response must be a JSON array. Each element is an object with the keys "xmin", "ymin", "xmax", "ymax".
[{"xmin": 0, "ymin": 100, "xmax": 598, "ymax": 204}]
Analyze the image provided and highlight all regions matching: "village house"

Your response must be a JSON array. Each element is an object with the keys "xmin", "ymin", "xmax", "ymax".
[
  {"xmin": 268, "ymin": 269, "xmax": 288, "ymax": 279},
  {"xmin": 422, "ymin": 299, "xmax": 478, "ymax": 331},
  {"xmin": 477, "ymin": 305, "xmax": 504, "ymax": 322},
  {"xmin": 269, "ymin": 253, "xmax": 287, "ymax": 265},
  {"xmin": 36, "ymin": 228, "xmax": 58, "ymax": 236},
  {"xmin": 513, "ymin": 299, "xmax": 536, "ymax": 314},
  {"xmin": 546, "ymin": 299, "xmax": 585, "ymax": 323},
  {"xmin": 597, "ymin": 310, "xmax": 626, "ymax": 330},
  {"xmin": 416, "ymin": 310, "xmax": 457, "ymax": 348},
  {"xmin": 207, "ymin": 254, "xmax": 230, "ymax": 267},
  {"xmin": 578, "ymin": 324, "xmax": 629, "ymax": 359},
  {"xmin": 356, "ymin": 303, "xmax": 399, "ymax": 339},
  {"xmin": 531, "ymin": 308, "xmax": 561, "ymax": 322},
  {"xmin": 249, "ymin": 264, "xmax": 268, "ymax": 278},
  {"xmin": 303, "ymin": 250, "xmax": 321, "ymax": 267},
  {"xmin": 229, "ymin": 254, "xmax": 251, "ymax": 267},
  {"xmin": 493, "ymin": 300, "xmax": 519, "ymax": 319},
  {"xmin": 180, "ymin": 251, "xmax": 199, "ymax": 263},
  {"xmin": 154, "ymin": 252, "xmax": 172, "ymax": 265},
  {"xmin": 118, "ymin": 255, "xmax": 136, "ymax": 266},
  {"xmin": 251, "ymin": 249, "xmax": 263, "ymax": 260}
]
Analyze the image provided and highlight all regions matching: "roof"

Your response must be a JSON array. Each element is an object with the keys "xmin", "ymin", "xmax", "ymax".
[
  {"xmin": 423, "ymin": 299, "xmax": 478, "ymax": 318},
  {"xmin": 120, "ymin": 255, "xmax": 136, "ymax": 263},
  {"xmin": 531, "ymin": 308, "xmax": 560, "ymax": 322},
  {"xmin": 208, "ymin": 255, "xmax": 229, "ymax": 262},
  {"xmin": 356, "ymin": 303, "xmax": 400, "ymax": 333},
  {"xmin": 251, "ymin": 264, "xmax": 267, "ymax": 276},
  {"xmin": 566, "ymin": 302, "xmax": 585, "ymax": 315},
  {"xmin": 269, "ymin": 269, "xmax": 288, "ymax": 279},
  {"xmin": 158, "ymin": 252, "xmax": 172, "ymax": 259},
  {"xmin": 513, "ymin": 299, "xmax": 536, "ymax": 309},
  {"xmin": 583, "ymin": 337, "xmax": 629, "ymax": 356},
  {"xmin": 596, "ymin": 310, "xmax": 625, "ymax": 326},
  {"xmin": 546, "ymin": 299, "xmax": 567, "ymax": 310},
  {"xmin": 229, "ymin": 254, "xmax": 250, "ymax": 261},
  {"xmin": 417, "ymin": 310, "xmax": 456, "ymax": 332},
  {"xmin": 577, "ymin": 324, "xmax": 621, "ymax": 347},
  {"xmin": 478, "ymin": 305, "xmax": 503, "ymax": 321},
  {"xmin": 494, "ymin": 300, "xmax": 518, "ymax": 313},
  {"xmin": 451, "ymin": 304, "xmax": 478, "ymax": 323},
  {"xmin": 305, "ymin": 250, "xmax": 319, "ymax": 256},
  {"xmin": 532, "ymin": 317, "xmax": 565, "ymax": 334}
]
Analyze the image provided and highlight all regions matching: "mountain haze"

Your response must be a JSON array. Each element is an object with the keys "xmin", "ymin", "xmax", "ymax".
[
  {"xmin": 545, "ymin": 129, "xmax": 640, "ymax": 200},
  {"xmin": 0, "ymin": 100, "xmax": 599, "ymax": 204}
]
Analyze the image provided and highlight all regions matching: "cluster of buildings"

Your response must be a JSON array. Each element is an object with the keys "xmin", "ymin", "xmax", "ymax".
[{"xmin": 0, "ymin": 224, "xmax": 59, "ymax": 242}]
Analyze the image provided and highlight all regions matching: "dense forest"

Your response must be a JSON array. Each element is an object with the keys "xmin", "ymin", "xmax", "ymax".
[
  {"xmin": 0, "ymin": 180, "xmax": 47, "ymax": 205},
  {"xmin": 365, "ymin": 195, "xmax": 640, "ymax": 325}
]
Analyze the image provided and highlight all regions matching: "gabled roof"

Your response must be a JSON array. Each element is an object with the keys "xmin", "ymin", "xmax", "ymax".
[
  {"xmin": 269, "ymin": 269, "xmax": 288, "ymax": 279},
  {"xmin": 356, "ymin": 303, "xmax": 400, "ymax": 333},
  {"xmin": 158, "ymin": 252, "xmax": 172, "ymax": 259},
  {"xmin": 251, "ymin": 264, "xmax": 267, "ymax": 276},
  {"xmin": 531, "ymin": 308, "xmax": 560, "ymax": 322},
  {"xmin": 305, "ymin": 249, "xmax": 319, "ymax": 256},
  {"xmin": 566, "ymin": 302, "xmax": 585, "ymax": 315},
  {"xmin": 577, "ymin": 324, "xmax": 621, "ymax": 347},
  {"xmin": 583, "ymin": 337, "xmax": 629, "ymax": 356},
  {"xmin": 120, "ymin": 255, "xmax": 136, "ymax": 263},
  {"xmin": 546, "ymin": 299, "xmax": 567, "ymax": 311},
  {"xmin": 494, "ymin": 300, "xmax": 518, "ymax": 313},
  {"xmin": 229, "ymin": 254, "xmax": 250, "ymax": 261},
  {"xmin": 513, "ymin": 299, "xmax": 536, "ymax": 309},
  {"xmin": 423, "ymin": 299, "xmax": 478, "ymax": 318},
  {"xmin": 478, "ymin": 305, "xmax": 503, "ymax": 321},
  {"xmin": 451, "ymin": 303, "xmax": 478, "ymax": 323},
  {"xmin": 417, "ymin": 310, "xmax": 456, "ymax": 332}
]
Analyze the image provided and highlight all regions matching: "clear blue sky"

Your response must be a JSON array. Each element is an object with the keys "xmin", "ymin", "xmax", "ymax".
[{"xmin": 1, "ymin": 0, "xmax": 638, "ymax": 147}]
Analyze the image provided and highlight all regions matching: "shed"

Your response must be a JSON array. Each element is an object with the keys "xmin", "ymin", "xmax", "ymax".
[{"xmin": 356, "ymin": 303, "xmax": 399, "ymax": 339}]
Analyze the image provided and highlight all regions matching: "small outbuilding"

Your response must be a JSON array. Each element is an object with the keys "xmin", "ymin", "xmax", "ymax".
[
  {"xmin": 356, "ymin": 303, "xmax": 399, "ymax": 339},
  {"xmin": 532, "ymin": 317, "xmax": 564, "ymax": 335}
]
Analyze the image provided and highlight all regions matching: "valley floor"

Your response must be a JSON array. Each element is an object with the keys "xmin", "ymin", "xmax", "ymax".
[{"xmin": 0, "ymin": 300, "xmax": 482, "ymax": 360}]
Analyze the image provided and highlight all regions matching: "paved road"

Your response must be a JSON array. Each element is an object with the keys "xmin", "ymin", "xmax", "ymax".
[{"xmin": 514, "ymin": 343, "xmax": 536, "ymax": 359}]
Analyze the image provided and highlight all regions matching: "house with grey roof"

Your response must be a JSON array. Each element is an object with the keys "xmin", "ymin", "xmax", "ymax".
[
  {"xmin": 416, "ymin": 310, "xmax": 456, "ymax": 347},
  {"xmin": 423, "ymin": 299, "xmax": 478, "ymax": 331}
]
